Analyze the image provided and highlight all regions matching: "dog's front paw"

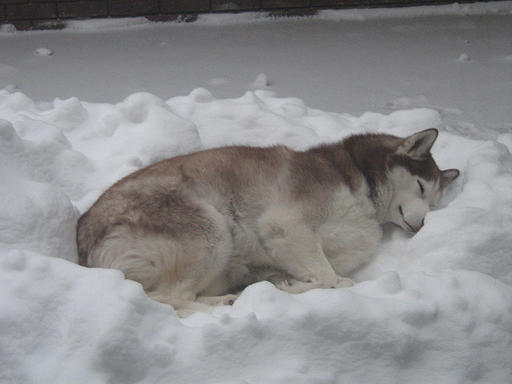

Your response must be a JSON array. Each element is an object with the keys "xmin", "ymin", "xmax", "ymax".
[
  {"xmin": 275, "ymin": 276, "xmax": 354, "ymax": 293},
  {"xmin": 328, "ymin": 276, "xmax": 355, "ymax": 288},
  {"xmin": 275, "ymin": 279, "xmax": 292, "ymax": 290},
  {"xmin": 275, "ymin": 278, "xmax": 317, "ymax": 294}
]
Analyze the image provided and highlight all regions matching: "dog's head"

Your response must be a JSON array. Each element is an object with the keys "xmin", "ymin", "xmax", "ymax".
[{"xmin": 384, "ymin": 129, "xmax": 459, "ymax": 233}]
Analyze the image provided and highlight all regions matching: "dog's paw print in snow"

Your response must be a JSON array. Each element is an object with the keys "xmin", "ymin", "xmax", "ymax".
[{"xmin": 34, "ymin": 47, "xmax": 54, "ymax": 56}]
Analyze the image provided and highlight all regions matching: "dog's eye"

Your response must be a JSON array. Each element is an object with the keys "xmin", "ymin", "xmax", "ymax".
[{"xmin": 418, "ymin": 180, "xmax": 425, "ymax": 196}]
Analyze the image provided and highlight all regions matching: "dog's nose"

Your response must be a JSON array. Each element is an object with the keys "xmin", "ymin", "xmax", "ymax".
[
  {"xmin": 415, "ymin": 220, "xmax": 424, "ymax": 233},
  {"xmin": 412, "ymin": 218, "xmax": 425, "ymax": 233},
  {"xmin": 408, "ymin": 218, "xmax": 425, "ymax": 233}
]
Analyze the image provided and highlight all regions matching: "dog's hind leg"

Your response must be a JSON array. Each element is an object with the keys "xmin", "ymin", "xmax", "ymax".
[
  {"xmin": 196, "ymin": 294, "xmax": 239, "ymax": 306},
  {"xmin": 91, "ymin": 199, "xmax": 234, "ymax": 312}
]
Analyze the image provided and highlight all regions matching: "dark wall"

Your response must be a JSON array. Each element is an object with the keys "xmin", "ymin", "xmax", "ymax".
[{"xmin": 0, "ymin": 0, "xmax": 499, "ymax": 30}]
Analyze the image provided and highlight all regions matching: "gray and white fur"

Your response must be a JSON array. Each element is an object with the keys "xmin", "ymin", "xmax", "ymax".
[{"xmin": 77, "ymin": 129, "xmax": 459, "ymax": 311}]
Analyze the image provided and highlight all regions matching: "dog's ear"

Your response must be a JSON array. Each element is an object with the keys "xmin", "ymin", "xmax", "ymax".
[
  {"xmin": 397, "ymin": 128, "xmax": 439, "ymax": 159},
  {"xmin": 442, "ymin": 169, "xmax": 460, "ymax": 186}
]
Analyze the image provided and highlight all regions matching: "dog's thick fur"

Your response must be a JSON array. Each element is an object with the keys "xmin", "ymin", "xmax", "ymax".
[{"xmin": 77, "ymin": 129, "xmax": 459, "ymax": 310}]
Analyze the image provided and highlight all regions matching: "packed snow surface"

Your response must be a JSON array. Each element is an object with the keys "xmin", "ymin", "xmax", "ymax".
[{"xmin": 1, "ymin": 2, "xmax": 512, "ymax": 383}]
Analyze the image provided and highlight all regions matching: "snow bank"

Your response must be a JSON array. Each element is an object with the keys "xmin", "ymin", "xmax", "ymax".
[
  {"xmin": 316, "ymin": 0, "xmax": 512, "ymax": 21},
  {"xmin": 1, "ymin": 88, "xmax": 511, "ymax": 383},
  {"xmin": 1, "ymin": 1, "xmax": 508, "ymax": 34}
]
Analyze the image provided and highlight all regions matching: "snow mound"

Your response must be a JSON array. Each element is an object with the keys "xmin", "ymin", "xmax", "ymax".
[
  {"xmin": 0, "ymin": 24, "xmax": 16, "ymax": 34},
  {"xmin": 34, "ymin": 48, "xmax": 54, "ymax": 57},
  {"xmin": 456, "ymin": 52, "xmax": 472, "ymax": 62},
  {"xmin": 1, "ymin": 88, "xmax": 512, "ymax": 383},
  {"xmin": 252, "ymin": 73, "xmax": 271, "ymax": 88}
]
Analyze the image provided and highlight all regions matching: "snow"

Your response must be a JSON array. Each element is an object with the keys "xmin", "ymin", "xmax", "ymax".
[
  {"xmin": 34, "ymin": 47, "xmax": 54, "ymax": 57},
  {"xmin": 1, "ymin": 2, "xmax": 512, "ymax": 383},
  {"xmin": 456, "ymin": 52, "xmax": 472, "ymax": 62},
  {"xmin": 252, "ymin": 73, "xmax": 271, "ymax": 89}
]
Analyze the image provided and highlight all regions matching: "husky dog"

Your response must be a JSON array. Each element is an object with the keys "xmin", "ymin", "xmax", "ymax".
[{"xmin": 77, "ymin": 128, "xmax": 459, "ymax": 311}]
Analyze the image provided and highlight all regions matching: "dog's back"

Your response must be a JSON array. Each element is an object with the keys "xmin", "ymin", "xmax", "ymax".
[{"xmin": 78, "ymin": 145, "xmax": 289, "ymax": 262}]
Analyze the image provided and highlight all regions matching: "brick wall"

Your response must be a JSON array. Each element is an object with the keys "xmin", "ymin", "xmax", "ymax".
[{"xmin": 0, "ymin": 0, "xmax": 497, "ymax": 30}]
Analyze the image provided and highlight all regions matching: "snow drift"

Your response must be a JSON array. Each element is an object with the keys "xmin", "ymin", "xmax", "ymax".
[{"xmin": 1, "ymin": 86, "xmax": 511, "ymax": 383}]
